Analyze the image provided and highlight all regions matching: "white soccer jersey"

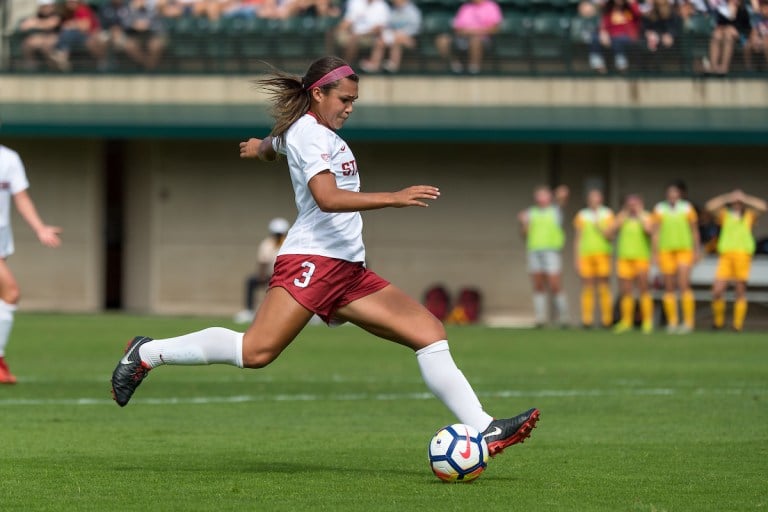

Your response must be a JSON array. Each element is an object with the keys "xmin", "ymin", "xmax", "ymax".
[
  {"xmin": 0, "ymin": 146, "xmax": 29, "ymax": 228},
  {"xmin": 275, "ymin": 113, "xmax": 365, "ymax": 263}
]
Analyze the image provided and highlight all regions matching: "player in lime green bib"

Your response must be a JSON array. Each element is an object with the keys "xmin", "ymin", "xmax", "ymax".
[
  {"xmin": 610, "ymin": 194, "xmax": 653, "ymax": 334},
  {"xmin": 651, "ymin": 181, "xmax": 701, "ymax": 334},
  {"xmin": 705, "ymin": 189, "xmax": 766, "ymax": 332},
  {"xmin": 573, "ymin": 189, "xmax": 614, "ymax": 328},
  {"xmin": 518, "ymin": 185, "xmax": 569, "ymax": 327}
]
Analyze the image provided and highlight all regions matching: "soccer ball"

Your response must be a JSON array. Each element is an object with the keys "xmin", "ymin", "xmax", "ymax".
[{"xmin": 428, "ymin": 424, "xmax": 489, "ymax": 482}]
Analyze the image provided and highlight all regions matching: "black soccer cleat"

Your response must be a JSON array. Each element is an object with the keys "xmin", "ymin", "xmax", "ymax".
[
  {"xmin": 482, "ymin": 408, "xmax": 540, "ymax": 457},
  {"xmin": 111, "ymin": 336, "xmax": 153, "ymax": 407}
]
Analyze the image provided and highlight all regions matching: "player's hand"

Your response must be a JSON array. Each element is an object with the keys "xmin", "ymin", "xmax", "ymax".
[
  {"xmin": 391, "ymin": 186, "xmax": 440, "ymax": 208},
  {"xmin": 36, "ymin": 225, "xmax": 62, "ymax": 248},
  {"xmin": 239, "ymin": 138, "xmax": 262, "ymax": 159}
]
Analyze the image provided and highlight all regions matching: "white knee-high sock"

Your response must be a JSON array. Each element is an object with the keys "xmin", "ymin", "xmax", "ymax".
[
  {"xmin": 533, "ymin": 293, "xmax": 548, "ymax": 324},
  {"xmin": 0, "ymin": 301, "xmax": 17, "ymax": 357},
  {"xmin": 139, "ymin": 327, "xmax": 244, "ymax": 369},
  {"xmin": 416, "ymin": 340, "xmax": 493, "ymax": 432},
  {"xmin": 555, "ymin": 292, "xmax": 569, "ymax": 324}
]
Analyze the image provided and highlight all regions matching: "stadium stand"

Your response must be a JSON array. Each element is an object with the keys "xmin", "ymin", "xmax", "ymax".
[{"xmin": 2, "ymin": 0, "xmax": 768, "ymax": 75}]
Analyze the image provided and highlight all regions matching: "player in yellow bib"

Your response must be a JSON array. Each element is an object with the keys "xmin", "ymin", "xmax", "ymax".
[
  {"xmin": 610, "ymin": 194, "xmax": 653, "ymax": 334},
  {"xmin": 573, "ymin": 189, "xmax": 614, "ymax": 328},
  {"xmin": 518, "ymin": 185, "xmax": 569, "ymax": 327},
  {"xmin": 651, "ymin": 182, "xmax": 701, "ymax": 333},
  {"xmin": 705, "ymin": 189, "xmax": 766, "ymax": 332}
]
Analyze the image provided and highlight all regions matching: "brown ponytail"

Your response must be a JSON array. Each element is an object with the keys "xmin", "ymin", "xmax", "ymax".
[{"xmin": 255, "ymin": 56, "xmax": 359, "ymax": 141}]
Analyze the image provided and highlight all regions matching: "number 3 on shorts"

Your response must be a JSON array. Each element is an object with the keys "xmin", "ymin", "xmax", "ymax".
[{"xmin": 294, "ymin": 261, "xmax": 316, "ymax": 288}]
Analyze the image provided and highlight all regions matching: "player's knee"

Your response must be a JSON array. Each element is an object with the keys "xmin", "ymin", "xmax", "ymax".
[{"xmin": 242, "ymin": 349, "xmax": 278, "ymax": 369}]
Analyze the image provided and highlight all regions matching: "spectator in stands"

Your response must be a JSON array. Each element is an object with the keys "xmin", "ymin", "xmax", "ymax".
[
  {"xmin": 18, "ymin": 0, "xmax": 61, "ymax": 71},
  {"xmin": 156, "ymin": 0, "xmax": 212, "ymax": 19},
  {"xmin": 48, "ymin": 0, "xmax": 103, "ymax": 71},
  {"xmin": 334, "ymin": 0, "xmax": 391, "ymax": 64},
  {"xmin": 706, "ymin": 0, "xmax": 752, "ymax": 74},
  {"xmin": 746, "ymin": 0, "xmax": 768, "ymax": 69},
  {"xmin": 359, "ymin": 0, "xmax": 421, "ymax": 73},
  {"xmin": 706, "ymin": 189, "xmax": 766, "ymax": 331},
  {"xmin": 651, "ymin": 180, "xmax": 700, "ymax": 333},
  {"xmin": 120, "ymin": 0, "xmax": 167, "ymax": 70},
  {"xmin": 642, "ymin": 0, "xmax": 681, "ymax": 56},
  {"xmin": 573, "ymin": 189, "xmax": 615, "ymax": 329},
  {"xmin": 233, "ymin": 217, "xmax": 290, "ymax": 324},
  {"xmin": 435, "ymin": 0, "xmax": 502, "ymax": 74},
  {"xmin": 517, "ymin": 185, "xmax": 570, "ymax": 328},
  {"xmin": 589, "ymin": 0, "xmax": 641, "ymax": 72}
]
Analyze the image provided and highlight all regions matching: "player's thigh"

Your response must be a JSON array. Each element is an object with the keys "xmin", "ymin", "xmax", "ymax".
[
  {"xmin": 596, "ymin": 254, "xmax": 612, "ymax": 279},
  {"xmin": 734, "ymin": 253, "xmax": 752, "ymax": 282},
  {"xmin": 0, "ymin": 259, "xmax": 20, "ymax": 303},
  {"xmin": 657, "ymin": 251, "xmax": 676, "ymax": 276},
  {"xmin": 715, "ymin": 253, "xmax": 734, "ymax": 282},
  {"xmin": 335, "ymin": 284, "xmax": 446, "ymax": 350},
  {"xmin": 241, "ymin": 286, "xmax": 314, "ymax": 368}
]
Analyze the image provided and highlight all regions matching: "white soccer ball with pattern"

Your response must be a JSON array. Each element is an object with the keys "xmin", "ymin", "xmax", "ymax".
[{"xmin": 428, "ymin": 423, "xmax": 489, "ymax": 482}]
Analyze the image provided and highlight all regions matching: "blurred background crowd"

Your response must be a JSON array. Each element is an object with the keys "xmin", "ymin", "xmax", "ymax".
[{"xmin": 2, "ymin": 0, "xmax": 768, "ymax": 74}]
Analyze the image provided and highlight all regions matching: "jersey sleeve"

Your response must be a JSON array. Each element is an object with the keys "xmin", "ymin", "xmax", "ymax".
[
  {"xmin": 288, "ymin": 125, "xmax": 333, "ymax": 183},
  {"xmin": 272, "ymin": 136, "xmax": 286, "ymax": 156},
  {"xmin": 716, "ymin": 208, "xmax": 727, "ymax": 225},
  {"xmin": 686, "ymin": 204, "xmax": 698, "ymax": 223},
  {"xmin": 744, "ymin": 209, "xmax": 756, "ymax": 229},
  {"xmin": 573, "ymin": 211, "xmax": 583, "ymax": 230},
  {"xmin": 4, "ymin": 149, "xmax": 30, "ymax": 194},
  {"xmin": 651, "ymin": 204, "xmax": 662, "ymax": 225}
]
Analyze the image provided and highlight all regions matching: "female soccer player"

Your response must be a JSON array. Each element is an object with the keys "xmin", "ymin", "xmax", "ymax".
[
  {"xmin": 573, "ymin": 188, "xmax": 614, "ymax": 329},
  {"xmin": 0, "ymin": 145, "xmax": 62, "ymax": 384},
  {"xmin": 651, "ymin": 181, "xmax": 700, "ymax": 333},
  {"xmin": 611, "ymin": 194, "xmax": 653, "ymax": 334},
  {"xmin": 111, "ymin": 56, "xmax": 539, "ymax": 456},
  {"xmin": 705, "ymin": 189, "xmax": 766, "ymax": 332},
  {"xmin": 517, "ymin": 184, "xmax": 569, "ymax": 327}
]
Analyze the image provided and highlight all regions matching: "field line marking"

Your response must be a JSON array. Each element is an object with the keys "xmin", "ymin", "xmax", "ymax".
[{"xmin": 0, "ymin": 387, "xmax": 765, "ymax": 406}]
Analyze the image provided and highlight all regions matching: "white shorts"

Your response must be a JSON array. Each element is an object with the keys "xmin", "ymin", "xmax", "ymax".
[
  {"xmin": 0, "ymin": 226, "xmax": 15, "ymax": 259},
  {"xmin": 527, "ymin": 250, "xmax": 562, "ymax": 274}
]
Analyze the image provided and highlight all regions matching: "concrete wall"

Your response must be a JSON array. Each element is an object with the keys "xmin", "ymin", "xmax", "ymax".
[{"xmin": 3, "ymin": 137, "xmax": 767, "ymax": 319}]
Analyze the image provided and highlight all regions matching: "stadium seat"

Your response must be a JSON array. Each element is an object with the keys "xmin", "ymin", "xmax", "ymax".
[
  {"xmin": 493, "ymin": 13, "xmax": 531, "ymax": 72},
  {"xmin": 529, "ymin": 14, "xmax": 571, "ymax": 72}
]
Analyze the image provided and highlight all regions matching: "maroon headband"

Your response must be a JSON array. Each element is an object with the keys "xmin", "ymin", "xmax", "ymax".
[{"xmin": 305, "ymin": 65, "xmax": 355, "ymax": 91}]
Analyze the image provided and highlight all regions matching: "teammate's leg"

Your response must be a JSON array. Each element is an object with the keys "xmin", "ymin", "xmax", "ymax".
[
  {"xmin": 637, "ymin": 269, "xmax": 653, "ymax": 334},
  {"xmin": 335, "ymin": 285, "xmax": 539, "ymax": 454},
  {"xmin": 547, "ymin": 251, "xmax": 568, "ymax": 327},
  {"xmin": 678, "ymin": 263, "xmax": 695, "ymax": 331},
  {"xmin": 580, "ymin": 277, "xmax": 596, "ymax": 328},
  {"xmin": 531, "ymin": 272, "xmax": 548, "ymax": 327},
  {"xmin": 111, "ymin": 287, "xmax": 313, "ymax": 405},
  {"xmin": 615, "ymin": 277, "xmax": 634, "ymax": 333},
  {"xmin": 0, "ymin": 260, "xmax": 20, "ymax": 384},
  {"xmin": 597, "ymin": 276, "xmax": 613, "ymax": 328},
  {"xmin": 711, "ymin": 279, "xmax": 727, "ymax": 330},
  {"xmin": 732, "ymin": 280, "xmax": 748, "ymax": 332}
]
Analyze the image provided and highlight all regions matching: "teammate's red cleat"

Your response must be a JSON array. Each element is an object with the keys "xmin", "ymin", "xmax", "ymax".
[
  {"xmin": 482, "ymin": 408, "xmax": 540, "ymax": 456},
  {"xmin": 0, "ymin": 357, "xmax": 17, "ymax": 384}
]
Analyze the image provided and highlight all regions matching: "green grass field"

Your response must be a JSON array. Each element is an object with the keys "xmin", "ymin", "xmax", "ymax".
[{"xmin": 1, "ymin": 313, "xmax": 766, "ymax": 511}]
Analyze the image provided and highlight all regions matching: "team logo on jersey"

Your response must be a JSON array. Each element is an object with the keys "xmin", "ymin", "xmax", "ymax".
[
  {"xmin": 341, "ymin": 160, "xmax": 358, "ymax": 176},
  {"xmin": 321, "ymin": 153, "xmax": 330, "ymax": 162},
  {"xmin": 340, "ymin": 144, "xmax": 347, "ymax": 152}
]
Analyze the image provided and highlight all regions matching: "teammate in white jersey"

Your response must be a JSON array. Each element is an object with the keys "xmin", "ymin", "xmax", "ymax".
[
  {"xmin": 0, "ymin": 145, "xmax": 62, "ymax": 384},
  {"xmin": 110, "ymin": 56, "xmax": 539, "ymax": 456}
]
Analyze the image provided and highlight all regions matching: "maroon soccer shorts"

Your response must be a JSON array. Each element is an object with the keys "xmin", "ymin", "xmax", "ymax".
[{"xmin": 269, "ymin": 254, "xmax": 390, "ymax": 324}]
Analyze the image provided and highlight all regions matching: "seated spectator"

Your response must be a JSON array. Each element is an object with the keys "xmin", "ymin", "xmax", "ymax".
[
  {"xmin": 706, "ymin": 0, "xmax": 751, "ymax": 74},
  {"xmin": 18, "ymin": 0, "xmax": 61, "ymax": 71},
  {"xmin": 642, "ymin": 0, "xmax": 681, "ymax": 54},
  {"xmin": 334, "ymin": 0, "xmax": 391, "ymax": 64},
  {"xmin": 435, "ymin": 0, "xmax": 502, "ymax": 74},
  {"xmin": 156, "ymin": 0, "xmax": 209, "ymax": 19},
  {"xmin": 589, "ymin": 0, "xmax": 641, "ymax": 72},
  {"xmin": 746, "ymin": 0, "xmax": 768, "ymax": 69},
  {"xmin": 359, "ymin": 0, "xmax": 421, "ymax": 73},
  {"xmin": 48, "ymin": 0, "xmax": 103, "ymax": 71},
  {"xmin": 118, "ymin": 0, "xmax": 167, "ymax": 70}
]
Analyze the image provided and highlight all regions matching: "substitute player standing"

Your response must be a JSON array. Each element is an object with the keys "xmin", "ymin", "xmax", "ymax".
[
  {"xmin": 705, "ymin": 189, "xmax": 766, "ymax": 332},
  {"xmin": 517, "ymin": 185, "xmax": 569, "ymax": 327},
  {"xmin": 0, "ymin": 145, "xmax": 62, "ymax": 384},
  {"xmin": 652, "ymin": 182, "xmax": 701, "ymax": 334},
  {"xmin": 573, "ymin": 189, "xmax": 614, "ymax": 329},
  {"xmin": 110, "ymin": 56, "xmax": 539, "ymax": 456},
  {"xmin": 611, "ymin": 194, "xmax": 654, "ymax": 334}
]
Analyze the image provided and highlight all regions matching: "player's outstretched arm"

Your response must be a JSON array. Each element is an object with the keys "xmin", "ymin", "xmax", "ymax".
[
  {"xmin": 13, "ymin": 190, "xmax": 62, "ymax": 248},
  {"xmin": 239, "ymin": 136, "xmax": 277, "ymax": 161},
  {"xmin": 308, "ymin": 172, "xmax": 439, "ymax": 213}
]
